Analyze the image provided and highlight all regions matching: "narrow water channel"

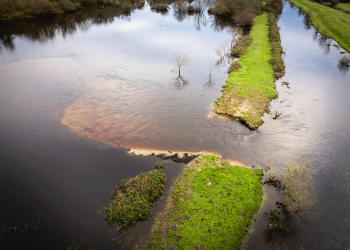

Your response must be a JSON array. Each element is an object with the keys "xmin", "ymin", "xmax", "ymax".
[{"xmin": 0, "ymin": 1, "xmax": 349, "ymax": 249}]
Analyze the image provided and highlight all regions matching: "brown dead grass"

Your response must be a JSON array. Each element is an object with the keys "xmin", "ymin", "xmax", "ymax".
[{"xmin": 215, "ymin": 87, "xmax": 270, "ymax": 129}]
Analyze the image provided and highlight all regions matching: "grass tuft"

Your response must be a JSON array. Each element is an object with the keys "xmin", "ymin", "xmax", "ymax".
[{"xmin": 101, "ymin": 164, "xmax": 166, "ymax": 234}]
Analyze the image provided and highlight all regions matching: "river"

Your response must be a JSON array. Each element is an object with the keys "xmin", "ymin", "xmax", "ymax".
[{"xmin": 0, "ymin": 1, "xmax": 349, "ymax": 249}]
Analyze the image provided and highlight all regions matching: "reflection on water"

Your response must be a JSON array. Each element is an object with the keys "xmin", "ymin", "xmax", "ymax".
[{"xmin": 0, "ymin": 7, "xmax": 134, "ymax": 51}]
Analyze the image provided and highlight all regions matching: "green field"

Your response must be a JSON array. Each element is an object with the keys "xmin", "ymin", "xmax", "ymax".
[
  {"xmin": 289, "ymin": 0, "xmax": 350, "ymax": 53},
  {"xmin": 214, "ymin": 13, "xmax": 277, "ymax": 129},
  {"xmin": 145, "ymin": 155, "xmax": 264, "ymax": 250},
  {"xmin": 337, "ymin": 3, "xmax": 350, "ymax": 13}
]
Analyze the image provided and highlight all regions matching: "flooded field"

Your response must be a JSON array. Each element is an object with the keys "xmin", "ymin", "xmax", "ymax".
[{"xmin": 0, "ymin": 1, "xmax": 350, "ymax": 249}]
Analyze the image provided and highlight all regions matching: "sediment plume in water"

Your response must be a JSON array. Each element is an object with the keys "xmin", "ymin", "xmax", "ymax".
[{"xmin": 61, "ymin": 78, "xmax": 167, "ymax": 149}]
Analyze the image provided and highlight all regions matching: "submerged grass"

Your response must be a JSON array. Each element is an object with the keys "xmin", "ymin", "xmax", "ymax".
[
  {"xmin": 101, "ymin": 163, "xmax": 166, "ymax": 234},
  {"xmin": 288, "ymin": 0, "xmax": 350, "ymax": 53},
  {"xmin": 145, "ymin": 155, "xmax": 264, "ymax": 249},
  {"xmin": 214, "ymin": 12, "xmax": 284, "ymax": 129}
]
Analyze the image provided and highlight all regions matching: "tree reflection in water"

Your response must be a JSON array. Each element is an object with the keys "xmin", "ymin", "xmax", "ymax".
[
  {"xmin": 170, "ymin": 75, "xmax": 189, "ymax": 91},
  {"xmin": 0, "ymin": 7, "xmax": 133, "ymax": 51}
]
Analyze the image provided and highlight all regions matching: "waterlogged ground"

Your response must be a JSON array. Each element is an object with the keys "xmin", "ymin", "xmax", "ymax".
[{"xmin": 0, "ymin": 1, "xmax": 350, "ymax": 249}]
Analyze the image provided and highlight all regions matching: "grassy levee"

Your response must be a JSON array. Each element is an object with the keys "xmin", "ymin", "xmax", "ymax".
[
  {"xmin": 288, "ymin": 0, "xmax": 350, "ymax": 53},
  {"xmin": 145, "ymin": 155, "xmax": 264, "ymax": 250},
  {"xmin": 337, "ymin": 3, "xmax": 350, "ymax": 12},
  {"xmin": 214, "ymin": 13, "xmax": 277, "ymax": 129}
]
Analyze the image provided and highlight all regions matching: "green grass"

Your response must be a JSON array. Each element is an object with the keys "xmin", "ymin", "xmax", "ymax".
[
  {"xmin": 0, "ymin": 11, "xmax": 33, "ymax": 20},
  {"xmin": 100, "ymin": 164, "xmax": 166, "ymax": 234},
  {"xmin": 289, "ymin": 0, "xmax": 350, "ymax": 53},
  {"xmin": 337, "ymin": 3, "xmax": 350, "ymax": 13},
  {"xmin": 214, "ymin": 13, "xmax": 280, "ymax": 129},
  {"xmin": 146, "ymin": 155, "xmax": 264, "ymax": 249}
]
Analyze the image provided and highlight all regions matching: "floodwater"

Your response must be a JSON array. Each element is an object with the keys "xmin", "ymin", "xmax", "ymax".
[{"xmin": 0, "ymin": 1, "xmax": 349, "ymax": 249}]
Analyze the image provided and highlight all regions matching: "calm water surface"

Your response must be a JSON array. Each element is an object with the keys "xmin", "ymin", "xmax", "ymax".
[{"xmin": 0, "ymin": 1, "xmax": 350, "ymax": 249}]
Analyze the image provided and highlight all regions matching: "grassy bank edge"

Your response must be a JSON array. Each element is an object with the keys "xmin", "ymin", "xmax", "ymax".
[
  {"xmin": 145, "ymin": 155, "xmax": 264, "ymax": 249},
  {"xmin": 337, "ymin": 3, "xmax": 350, "ymax": 13},
  {"xmin": 213, "ymin": 12, "xmax": 285, "ymax": 129},
  {"xmin": 288, "ymin": 0, "xmax": 350, "ymax": 53}
]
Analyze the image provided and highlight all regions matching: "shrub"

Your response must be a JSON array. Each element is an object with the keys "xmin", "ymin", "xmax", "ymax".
[
  {"xmin": 60, "ymin": 0, "xmax": 78, "ymax": 11},
  {"xmin": 173, "ymin": 0, "xmax": 186, "ymax": 12},
  {"xmin": 280, "ymin": 161, "xmax": 316, "ymax": 216},
  {"xmin": 208, "ymin": 0, "xmax": 263, "ymax": 25},
  {"xmin": 227, "ymin": 61, "xmax": 242, "ymax": 73},
  {"xmin": 338, "ymin": 55, "xmax": 350, "ymax": 66},
  {"xmin": 265, "ymin": 0, "xmax": 283, "ymax": 16},
  {"xmin": 101, "ymin": 165, "xmax": 166, "ymax": 234},
  {"xmin": 231, "ymin": 35, "xmax": 252, "ymax": 57},
  {"xmin": 233, "ymin": 8, "xmax": 255, "ymax": 25},
  {"xmin": 330, "ymin": 0, "xmax": 339, "ymax": 7},
  {"xmin": 151, "ymin": 3, "xmax": 168, "ymax": 11},
  {"xmin": 268, "ymin": 12, "xmax": 285, "ymax": 79}
]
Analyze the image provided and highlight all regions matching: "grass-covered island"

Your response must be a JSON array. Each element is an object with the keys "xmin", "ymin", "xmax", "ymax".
[
  {"xmin": 145, "ymin": 155, "xmax": 264, "ymax": 249},
  {"xmin": 289, "ymin": 0, "xmax": 350, "ymax": 53},
  {"xmin": 100, "ymin": 163, "xmax": 166, "ymax": 235},
  {"xmin": 213, "ymin": 11, "xmax": 285, "ymax": 129}
]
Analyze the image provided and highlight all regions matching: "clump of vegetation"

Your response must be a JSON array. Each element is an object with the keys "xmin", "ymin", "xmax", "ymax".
[
  {"xmin": 208, "ymin": 0, "xmax": 263, "ymax": 25},
  {"xmin": 0, "ymin": 0, "xmax": 142, "ymax": 19},
  {"xmin": 280, "ymin": 161, "xmax": 316, "ymax": 216},
  {"xmin": 272, "ymin": 111, "xmax": 281, "ymax": 119},
  {"xmin": 151, "ymin": 3, "xmax": 169, "ymax": 11},
  {"xmin": 336, "ymin": 3, "xmax": 350, "ymax": 13},
  {"xmin": 173, "ymin": 0, "xmax": 186, "ymax": 12},
  {"xmin": 264, "ymin": 0, "xmax": 283, "ymax": 16},
  {"xmin": 282, "ymin": 81, "xmax": 290, "ymax": 88},
  {"xmin": 288, "ymin": 0, "xmax": 350, "ymax": 53},
  {"xmin": 146, "ymin": 154, "xmax": 264, "ymax": 249},
  {"xmin": 214, "ymin": 13, "xmax": 279, "ymax": 129},
  {"xmin": 268, "ymin": 12, "xmax": 286, "ymax": 79},
  {"xmin": 0, "ymin": 215, "xmax": 42, "ymax": 237},
  {"xmin": 101, "ymin": 163, "xmax": 166, "ymax": 234},
  {"xmin": 230, "ymin": 35, "xmax": 252, "ymax": 57},
  {"xmin": 338, "ymin": 55, "xmax": 350, "ymax": 67},
  {"xmin": 227, "ymin": 61, "xmax": 242, "ymax": 73}
]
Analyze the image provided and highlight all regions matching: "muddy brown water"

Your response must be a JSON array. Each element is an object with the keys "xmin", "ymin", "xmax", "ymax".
[{"xmin": 0, "ymin": 1, "xmax": 350, "ymax": 249}]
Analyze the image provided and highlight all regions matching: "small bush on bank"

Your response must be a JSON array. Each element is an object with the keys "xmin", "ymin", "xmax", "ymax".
[
  {"xmin": 173, "ymin": 0, "xmax": 186, "ymax": 12},
  {"xmin": 265, "ymin": 0, "xmax": 283, "ymax": 16},
  {"xmin": 268, "ymin": 12, "xmax": 286, "ymax": 79},
  {"xmin": 101, "ymin": 163, "xmax": 166, "ymax": 234},
  {"xmin": 227, "ymin": 61, "xmax": 242, "ymax": 73},
  {"xmin": 231, "ymin": 35, "xmax": 252, "ymax": 57},
  {"xmin": 208, "ymin": 0, "xmax": 263, "ymax": 25},
  {"xmin": 151, "ymin": 3, "xmax": 168, "ymax": 11}
]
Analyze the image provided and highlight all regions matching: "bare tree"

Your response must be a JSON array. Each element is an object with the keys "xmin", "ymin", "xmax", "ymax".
[{"xmin": 169, "ymin": 51, "xmax": 190, "ymax": 76}]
